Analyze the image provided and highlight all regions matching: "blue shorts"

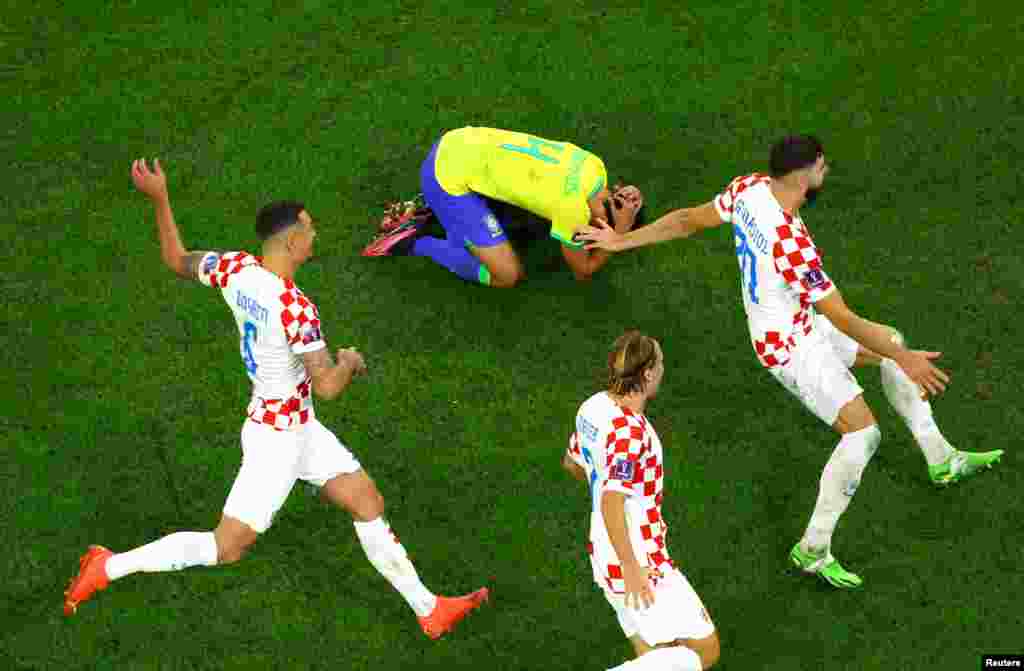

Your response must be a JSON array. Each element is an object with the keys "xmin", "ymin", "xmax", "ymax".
[{"xmin": 420, "ymin": 141, "xmax": 508, "ymax": 249}]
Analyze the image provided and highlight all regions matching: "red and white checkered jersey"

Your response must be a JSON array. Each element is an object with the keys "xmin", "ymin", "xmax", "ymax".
[
  {"xmin": 568, "ymin": 392, "xmax": 672, "ymax": 594},
  {"xmin": 714, "ymin": 174, "xmax": 837, "ymax": 368},
  {"xmin": 197, "ymin": 251, "xmax": 326, "ymax": 431}
]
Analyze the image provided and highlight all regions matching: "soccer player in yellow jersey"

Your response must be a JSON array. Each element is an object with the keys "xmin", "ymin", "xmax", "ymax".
[{"xmin": 364, "ymin": 127, "xmax": 643, "ymax": 287}]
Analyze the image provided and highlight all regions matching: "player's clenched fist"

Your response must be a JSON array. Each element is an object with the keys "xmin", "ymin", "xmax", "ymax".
[
  {"xmin": 131, "ymin": 158, "xmax": 169, "ymax": 202},
  {"xmin": 338, "ymin": 348, "xmax": 367, "ymax": 376}
]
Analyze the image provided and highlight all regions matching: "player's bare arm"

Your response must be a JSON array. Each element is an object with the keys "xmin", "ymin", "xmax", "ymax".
[
  {"xmin": 814, "ymin": 290, "xmax": 950, "ymax": 396},
  {"xmin": 601, "ymin": 490, "xmax": 654, "ymax": 610},
  {"xmin": 131, "ymin": 158, "xmax": 214, "ymax": 281},
  {"xmin": 562, "ymin": 452, "xmax": 588, "ymax": 483},
  {"xmin": 579, "ymin": 201, "xmax": 724, "ymax": 252},
  {"xmin": 302, "ymin": 347, "xmax": 367, "ymax": 401}
]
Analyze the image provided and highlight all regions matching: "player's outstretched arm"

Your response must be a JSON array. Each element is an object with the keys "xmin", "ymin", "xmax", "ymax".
[
  {"xmin": 303, "ymin": 347, "xmax": 367, "ymax": 401},
  {"xmin": 815, "ymin": 291, "xmax": 950, "ymax": 397},
  {"xmin": 578, "ymin": 201, "xmax": 724, "ymax": 253},
  {"xmin": 601, "ymin": 490, "xmax": 654, "ymax": 609},
  {"xmin": 131, "ymin": 158, "xmax": 211, "ymax": 281}
]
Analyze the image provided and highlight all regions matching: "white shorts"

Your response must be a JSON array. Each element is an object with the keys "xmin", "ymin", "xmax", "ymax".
[
  {"xmin": 603, "ymin": 568, "xmax": 715, "ymax": 645},
  {"xmin": 223, "ymin": 418, "xmax": 362, "ymax": 533},
  {"xmin": 770, "ymin": 314, "xmax": 863, "ymax": 426}
]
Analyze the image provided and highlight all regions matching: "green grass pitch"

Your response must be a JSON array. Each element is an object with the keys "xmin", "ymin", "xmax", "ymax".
[{"xmin": 3, "ymin": 1, "xmax": 1021, "ymax": 669}]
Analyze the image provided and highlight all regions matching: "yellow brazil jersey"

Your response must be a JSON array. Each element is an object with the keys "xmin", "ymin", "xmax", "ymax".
[{"xmin": 433, "ymin": 127, "xmax": 607, "ymax": 248}]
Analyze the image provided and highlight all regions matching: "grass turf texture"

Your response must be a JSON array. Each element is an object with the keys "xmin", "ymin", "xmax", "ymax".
[{"xmin": 3, "ymin": 1, "xmax": 1022, "ymax": 669}]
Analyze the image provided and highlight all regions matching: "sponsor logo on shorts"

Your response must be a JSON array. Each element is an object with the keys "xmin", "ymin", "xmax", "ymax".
[
  {"xmin": 610, "ymin": 458, "xmax": 635, "ymax": 481},
  {"xmin": 484, "ymin": 213, "xmax": 503, "ymax": 238},
  {"xmin": 802, "ymin": 268, "xmax": 828, "ymax": 290}
]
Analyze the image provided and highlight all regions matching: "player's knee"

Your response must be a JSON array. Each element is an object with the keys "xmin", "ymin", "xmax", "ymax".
[
  {"xmin": 700, "ymin": 632, "xmax": 721, "ymax": 669},
  {"xmin": 679, "ymin": 632, "xmax": 720, "ymax": 670},
  {"xmin": 489, "ymin": 267, "xmax": 523, "ymax": 288},
  {"xmin": 213, "ymin": 519, "xmax": 258, "ymax": 564},
  {"xmin": 216, "ymin": 537, "xmax": 253, "ymax": 565},
  {"xmin": 351, "ymin": 489, "xmax": 386, "ymax": 522}
]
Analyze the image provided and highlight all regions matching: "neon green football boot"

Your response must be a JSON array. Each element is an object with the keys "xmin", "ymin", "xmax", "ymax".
[
  {"xmin": 928, "ymin": 449, "xmax": 1004, "ymax": 486},
  {"xmin": 790, "ymin": 542, "xmax": 863, "ymax": 589}
]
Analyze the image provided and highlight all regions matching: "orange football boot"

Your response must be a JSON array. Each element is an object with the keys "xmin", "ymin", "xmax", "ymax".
[
  {"xmin": 64, "ymin": 545, "xmax": 113, "ymax": 615},
  {"xmin": 417, "ymin": 587, "xmax": 489, "ymax": 639}
]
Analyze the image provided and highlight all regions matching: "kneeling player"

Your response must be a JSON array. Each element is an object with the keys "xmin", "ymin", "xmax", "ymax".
[
  {"xmin": 363, "ymin": 126, "xmax": 643, "ymax": 287},
  {"xmin": 563, "ymin": 331, "xmax": 720, "ymax": 670}
]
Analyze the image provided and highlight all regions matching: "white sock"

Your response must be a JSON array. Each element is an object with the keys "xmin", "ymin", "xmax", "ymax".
[
  {"xmin": 607, "ymin": 645, "xmax": 703, "ymax": 671},
  {"xmin": 802, "ymin": 425, "xmax": 881, "ymax": 554},
  {"xmin": 105, "ymin": 531, "xmax": 218, "ymax": 580},
  {"xmin": 353, "ymin": 517, "xmax": 437, "ymax": 617},
  {"xmin": 880, "ymin": 358, "xmax": 955, "ymax": 466}
]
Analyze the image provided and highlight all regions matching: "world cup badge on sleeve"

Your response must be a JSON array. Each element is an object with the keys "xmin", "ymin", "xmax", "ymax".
[
  {"xmin": 301, "ymin": 322, "xmax": 322, "ymax": 346},
  {"xmin": 610, "ymin": 458, "xmax": 636, "ymax": 482},
  {"xmin": 801, "ymin": 267, "xmax": 827, "ymax": 290}
]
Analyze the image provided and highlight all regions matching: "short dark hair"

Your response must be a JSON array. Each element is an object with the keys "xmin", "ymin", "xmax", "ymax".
[
  {"xmin": 769, "ymin": 135, "xmax": 824, "ymax": 178},
  {"xmin": 256, "ymin": 201, "xmax": 306, "ymax": 240}
]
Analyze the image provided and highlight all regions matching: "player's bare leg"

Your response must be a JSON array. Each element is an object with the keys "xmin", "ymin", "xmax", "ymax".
[
  {"xmin": 608, "ymin": 633, "xmax": 718, "ymax": 670},
  {"xmin": 854, "ymin": 326, "xmax": 1003, "ymax": 485},
  {"xmin": 473, "ymin": 240, "xmax": 525, "ymax": 288},
  {"xmin": 791, "ymin": 395, "xmax": 878, "ymax": 589},
  {"xmin": 321, "ymin": 470, "xmax": 488, "ymax": 639}
]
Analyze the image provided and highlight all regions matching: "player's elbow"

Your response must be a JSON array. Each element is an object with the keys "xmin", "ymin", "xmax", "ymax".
[
  {"xmin": 572, "ymin": 269, "xmax": 595, "ymax": 282},
  {"xmin": 163, "ymin": 252, "xmax": 190, "ymax": 279},
  {"xmin": 562, "ymin": 455, "xmax": 584, "ymax": 481}
]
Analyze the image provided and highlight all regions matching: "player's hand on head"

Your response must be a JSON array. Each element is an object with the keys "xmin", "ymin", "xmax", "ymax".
[
  {"xmin": 131, "ymin": 158, "xmax": 169, "ymax": 202},
  {"xmin": 338, "ymin": 347, "xmax": 367, "ymax": 376},
  {"xmin": 897, "ymin": 350, "xmax": 950, "ymax": 397},
  {"xmin": 622, "ymin": 565, "xmax": 654, "ymax": 610},
  {"xmin": 575, "ymin": 219, "xmax": 622, "ymax": 251},
  {"xmin": 614, "ymin": 185, "xmax": 643, "ymax": 210}
]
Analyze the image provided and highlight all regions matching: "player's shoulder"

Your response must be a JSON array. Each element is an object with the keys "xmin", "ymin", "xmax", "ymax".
[
  {"xmin": 580, "ymin": 393, "xmax": 649, "ymax": 438},
  {"xmin": 772, "ymin": 211, "xmax": 815, "ymax": 246},
  {"xmin": 202, "ymin": 250, "xmax": 262, "ymax": 288},
  {"xmin": 277, "ymin": 278, "xmax": 317, "ymax": 308},
  {"xmin": 725, "ymin": 172, "xmax": 771, "ymax": 196}
]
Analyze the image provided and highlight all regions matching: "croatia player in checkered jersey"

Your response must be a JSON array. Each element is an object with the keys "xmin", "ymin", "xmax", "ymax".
[
  {"xmin": 578, "ymin": 136, "xmax": 1002, "ymax": 589},
  {"xmin": 64, "ymin": 159, "xmax": 488, "ymax": 638},
  {"xmin": 563, "ymin": 332, "xmax": 720, "ymax": 671}
]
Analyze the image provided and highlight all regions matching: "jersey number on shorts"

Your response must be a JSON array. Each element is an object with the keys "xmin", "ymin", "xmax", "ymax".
[
  {"xmin": 242, "ymin": 321, "xmax": 258, "ymax": 375},
  {"xmin": 733, "ymin": 224, "xmax": 759, "ymax": 304},
  {"xmin": 499, "ymin": 136, "xmax": 565, "ymax": 164}
]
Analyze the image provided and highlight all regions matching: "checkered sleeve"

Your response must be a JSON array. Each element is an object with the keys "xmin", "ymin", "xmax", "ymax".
[
  {"xmin": 567, "ymin": 431, "xmax": 587, "ymax": 469},
  {"xmin": 713, "ymin": 173, "xmax": 768, "ymax": 224},
  {"xmin": 601, "ymin": 412, "xmax": 649, "ymax": 497},
  {"xmin": 199, "ymin": 251, "xmax": 259, "ymax": 288},
  {"xmin": 772, "ymin": 222, "xmax": 837, "ymax": 302},
  {"xmin": 280, "ymin": 282, "xmax": 326, "ymax": 354}
]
